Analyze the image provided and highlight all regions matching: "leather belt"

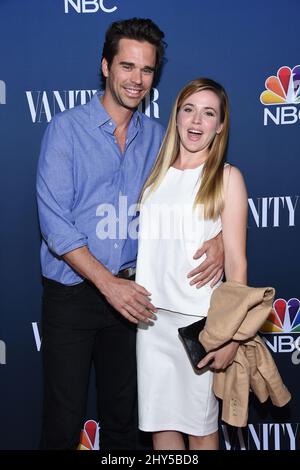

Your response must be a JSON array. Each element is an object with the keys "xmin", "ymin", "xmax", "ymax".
[{"xmin": 116, "ymin": 267, "xmax": 136, "ymax": 279}]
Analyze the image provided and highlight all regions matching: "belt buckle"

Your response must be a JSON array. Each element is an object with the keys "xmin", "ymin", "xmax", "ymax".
[{"xmin": 117, "ymin": 267, "xmax": 136, "ymax": 279}]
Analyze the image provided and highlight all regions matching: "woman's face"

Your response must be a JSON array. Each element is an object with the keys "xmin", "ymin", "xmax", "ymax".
[{"xmin": 176, "ymin": 89, "xmax": 223, "ymax": 158}]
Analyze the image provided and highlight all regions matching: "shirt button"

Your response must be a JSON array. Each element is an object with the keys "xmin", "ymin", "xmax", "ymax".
[
  {"xmin": 109, "ymin": 121, "xmax": 112, "ymax": 126},
  {"xmin": 111, "ymin": 269, "xmax": 116, "ymax": 274},
  {"xmin": 114, "ymin": 243, "xmax": 118, "ymax": 249}
]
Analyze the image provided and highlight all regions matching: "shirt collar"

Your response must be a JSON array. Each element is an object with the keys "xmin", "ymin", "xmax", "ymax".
[{"xmin": 89, "ymin": 91, "xmax": 142, "ymax": 130}]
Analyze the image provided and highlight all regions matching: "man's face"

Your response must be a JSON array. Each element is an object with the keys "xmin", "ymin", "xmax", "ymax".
[{"xmin": 102, "ymin": 38, "xmax": 156, "ymax": 110}]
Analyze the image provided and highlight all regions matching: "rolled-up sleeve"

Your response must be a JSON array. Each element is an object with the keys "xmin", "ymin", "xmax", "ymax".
[{"xmin": 36, "ymin": 115, "xmax": 88, "ymax": 257}]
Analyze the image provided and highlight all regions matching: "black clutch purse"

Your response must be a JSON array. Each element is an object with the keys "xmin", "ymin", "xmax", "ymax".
[{"xmin": 178, "ymin": 317, "xmax": 208, "ymax": 370}]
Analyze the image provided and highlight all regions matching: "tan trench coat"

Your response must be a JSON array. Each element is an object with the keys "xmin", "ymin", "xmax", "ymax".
[{"xmin": 199, "ymin": 281, "xmax": 291, "ymax": 427}]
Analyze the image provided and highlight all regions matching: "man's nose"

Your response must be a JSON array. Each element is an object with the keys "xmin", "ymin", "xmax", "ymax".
[{"xmin": 131, "ymin": 68, "xmax": 142, "ymax": 84}]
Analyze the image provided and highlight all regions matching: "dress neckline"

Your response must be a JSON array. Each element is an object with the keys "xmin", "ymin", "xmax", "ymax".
[{"xmin": 169, "ymin": 162, "xmax": 205, "ymax": 172}]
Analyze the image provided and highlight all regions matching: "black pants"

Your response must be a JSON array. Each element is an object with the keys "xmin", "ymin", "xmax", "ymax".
[{"xmin": 39, "ymin": 278, "xmax": 138, "ymax": 450}]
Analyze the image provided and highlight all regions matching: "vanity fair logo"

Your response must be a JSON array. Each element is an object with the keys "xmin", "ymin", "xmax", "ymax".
[
  {"xmin": 26, "ymin": 89, "xmax": 97, "ymax": 123},
  {"xmin": 248, "ymin": 196, "xmax": 298, "ymax": 228},
  {"xmin": 138, "ymin": 87, "xmax": 160, "ymax": 119},
  {"xmin": 64, "ymin": 0, "xmax": 117, "ymax": 14},
  {"xmin": 0, "ymin": 80, "xmax": 6, "ymax": 104},
  {"xmin": 0, "ymin": 339, "xmax": 6, "ymax": 365},
  {"xmin": 26, "ymin": 88, "xmax": 160, "ymax": 123},
  {"xmin": 260, "ymin": 65, "xmax": 300, "ymax": 126},
  {"xmin": 222, "ymin": 423, "xmax": 299, "ymax": 450}
]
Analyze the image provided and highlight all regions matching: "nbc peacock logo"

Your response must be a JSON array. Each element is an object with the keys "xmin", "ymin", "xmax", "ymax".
[
  {"xmin": 260, "ymin": 298, "xmax": 300, "ymax": 334},
  {"xmin": 260, "ymin": 298, "xmax": 300, "ymax": 355},
  {"xmin": 260, "ymin": 66, "xmax": 300, "ymax": 105},
  {"xmin": 77, "ymin": 420, "xmax": 99, "ymax": 450},
  {"xmin": 260, "ymin": 65, "xmax": 300, "ymax": 125}
]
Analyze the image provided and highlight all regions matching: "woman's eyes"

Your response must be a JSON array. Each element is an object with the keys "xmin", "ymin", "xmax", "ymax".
[{"xmin": 183, "ymin": 107, "xmax": 215, "ymax": 117}]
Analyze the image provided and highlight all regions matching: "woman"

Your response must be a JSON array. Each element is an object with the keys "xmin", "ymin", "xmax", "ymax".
[{"xmin": 136, "ymin": 78, "xmax": 248, "ymax": 450}]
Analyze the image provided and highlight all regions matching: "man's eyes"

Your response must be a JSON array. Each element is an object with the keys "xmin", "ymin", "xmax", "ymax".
[
  {"xmin": 142, "ymin": 68, "xmax": 154, "ymax": 75},
  {"xmin": 121, "ymin": 64, "xmax": 154, "ymax": 74}
]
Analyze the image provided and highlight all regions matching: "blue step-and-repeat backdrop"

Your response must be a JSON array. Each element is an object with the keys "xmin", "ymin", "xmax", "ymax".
[{"xmin": 0, "ymin": 0, "xmax": 299, "ymax": 450}]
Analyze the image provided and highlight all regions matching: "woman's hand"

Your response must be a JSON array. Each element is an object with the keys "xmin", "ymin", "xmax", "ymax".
[{"xmin": 197, "ymin": 340, "xmax": 239, "ymax": 370}]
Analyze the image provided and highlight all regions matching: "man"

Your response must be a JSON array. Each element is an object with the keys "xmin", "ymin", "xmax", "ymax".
[{"xmin": 37, "ymin": 18, "xmax": 223, "ymax": 450}]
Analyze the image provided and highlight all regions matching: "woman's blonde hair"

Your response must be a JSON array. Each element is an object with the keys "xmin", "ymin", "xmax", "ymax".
[{"xmin": 141, "ymin": 78, "xmax": 229, "ymax": 219}]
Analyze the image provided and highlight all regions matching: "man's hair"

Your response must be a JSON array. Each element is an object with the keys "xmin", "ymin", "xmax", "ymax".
[{"xmin": 101, "ymin": 17, "xmax": 166, "ymax": 86}]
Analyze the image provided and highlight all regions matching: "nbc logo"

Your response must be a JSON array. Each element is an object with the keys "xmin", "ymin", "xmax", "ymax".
[
  {"xmin": 64, "ymin": 0, "xmax": 117, "ymax": 14},
  {"xmin": 77, "ymin": 420, "xmax": 99, "ymax": 450},
  {"xmin": 260, "ymin": 298, "xmax": 300, "ymax": 354},
  {"xmin": 260, "ymin": 65, "xmax": 300, "ymax": 125}
]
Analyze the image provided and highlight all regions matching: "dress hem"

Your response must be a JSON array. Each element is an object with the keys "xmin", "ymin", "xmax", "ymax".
[{"xmin": 138, "ymin": 424, "xmax": 219, "ymax": 437}]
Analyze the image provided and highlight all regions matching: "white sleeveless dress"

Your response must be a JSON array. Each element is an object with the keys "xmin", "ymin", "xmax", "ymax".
[{"xmin": 136, "ymin": 164, "xmax": 222, "ymax": 436}]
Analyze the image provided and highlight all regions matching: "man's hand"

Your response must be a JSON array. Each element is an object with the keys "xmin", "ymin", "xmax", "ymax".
[
  {"xmin": 197, "ymin": 341, "xmax": 239, "ymax": 370},
  {"xmin": 63, "ymin": 246, "xmax": 157, "ymax": 325},
  {"xmin": 101, "ymin": 277, "xmax": 157, "ymax": 325},
  {"xmin": 187, "ymin": 232, "xmax": 224, "ymax": 288}
]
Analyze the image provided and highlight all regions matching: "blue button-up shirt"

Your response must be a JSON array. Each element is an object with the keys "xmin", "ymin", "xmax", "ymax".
[{"xmin": 37, "ymin": 92, "xmax": 165, "ymax": 285}]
